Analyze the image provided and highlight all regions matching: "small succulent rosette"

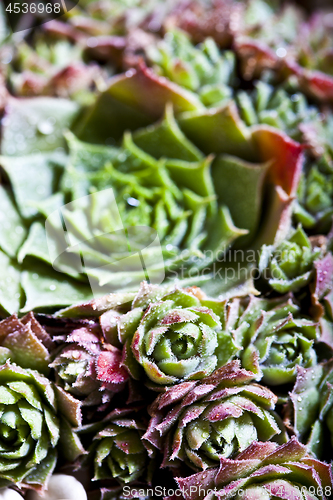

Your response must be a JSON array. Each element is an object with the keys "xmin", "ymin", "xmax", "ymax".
[
  {"xmin": 84, "ymin": 407, "xmax": 153, "ymax": 485},
  {"xmin": 286, "ymin": 360, "xmax": 333, "ymax": 460},
  {"xmin": 295, "ymin": 161, "xmax": 333, "ymax": 234},
  {"xmin": 143, "ymin": 361, "xmax": 286, "ymax": 471},
  {"xmin": 176, "ymin": 438, "xmax": 333, "ymax": 500},
  {"xmin": 258, "ymin": 225, "xmax": 322, "ymax": 294},
  {"xmin": 0, "ymin": 361, "xmax": 84, "ymax": 490},
  {"xmin": 50, "ymin": 326, "xmax": 129, "ymax": 408},
  {"xmin": 226, "ymin": 295, "xmax": 319, "ymax": 386},
  {"xmin": 236, "ymin": 81, "xmax": 317, "ymax": 139},
  {"xmin": 117, "ymin": 284, "xmax": 238, "ymax": 386}
]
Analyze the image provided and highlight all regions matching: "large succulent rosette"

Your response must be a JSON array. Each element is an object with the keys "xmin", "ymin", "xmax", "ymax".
[
  {"xmin": 0, "ymin": 361, "xmax": 82, "ymax": 489},
  {"xmin": 143, "ymin": 361, "xmax": 285, "ymax": 471},
  {"xmin": 176, "ymin": 438, "xmax": 333, "ymax": 500}
]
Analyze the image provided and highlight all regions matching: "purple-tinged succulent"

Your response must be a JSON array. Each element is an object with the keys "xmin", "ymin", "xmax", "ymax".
[
  {"xmin": 51, "ymin": 327, "xmax": 129, "ymax": 408},
  {"xmin": 176, "ymin": 437, "xmax": 333, "ymax": 500},
  {"xmin": 143, "ymin": 361, "xmax": 285, "ymax": 471},
  {"xmin": 0, "ymin": 313, "xmax": 54, "ymax": 375}
]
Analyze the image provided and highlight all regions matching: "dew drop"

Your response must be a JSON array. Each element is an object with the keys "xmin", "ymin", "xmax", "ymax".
[
  {"xmin": 38, "ymin": 119, "xmax": 54, "ymax": 135},
  {"xmin": 276, "ymin": 47, "xmax": 287, "ymax": 58}
]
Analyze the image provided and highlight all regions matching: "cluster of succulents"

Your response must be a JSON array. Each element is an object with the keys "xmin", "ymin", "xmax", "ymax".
[{"xmin": 0, "ymin": 0, "xmax": 333, "ymax": 500}]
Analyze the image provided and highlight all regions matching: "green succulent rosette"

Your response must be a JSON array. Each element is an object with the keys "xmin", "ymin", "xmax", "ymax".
[
  {"xmin": 0, "ymin": 361, "xmax": 83, "ymax": 489},
  {"xmin": 226, "ymin": 294, "xmax": 319, "ymax": 386},
  {"xmin": 144, "ymin": 28, "xmax": 324, "ymax": 140},
  {"xmin": 294, "ymin": 113, "xmax": 333, "ymax": 234},
  {"xmin": 145, "ymin": 30, "xmax": 236, "ymax": 107},
  {"xmin": 287, "ymin": 359, "xmax": 333, "ymax": 460},
  {"xmin": 85, "ymin": 407, "xmax": 152, "ymax": 484},
  {"xmin": 310, "ymin": 253, "xmax": 333, "ymax": 350},
  {"xmin": 119, "ymin": 283, "xmax": 237, "ymax": 385},
  {"xmin": 143, "ymin": 361, "xmax": 286, "ymax": 471},
  {"xmin": 295, "ymin": 165, "xmax": 333, "ymax": 234},
  {"xmin": 236, "ymin": 81, "xmax": 318, "ymax": 139},
  {"xmin": 176, "ymin": 437, "xmax": 333, "ymax": 500},
  {"xmin": 258, "ymin": 225, "xmax": 322, "ymax": 294}
]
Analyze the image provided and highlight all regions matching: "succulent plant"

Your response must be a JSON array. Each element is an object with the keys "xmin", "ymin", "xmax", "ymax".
[
  {"xmin": 295, "ymin": 165, "xmax": 333, "ymax": 234},
  {"xmin": 258, "ymin": 225, "xmax": 322, "ymax": 294},
  {"xmin": 287, "ymin": 360, "xmax": 333, "ymax": 460},
  {"xmin": 0, "ymin": 361, "xmax": 83, "ymax": 489},
  {"xmin": 176, "ymin": 437, "xmax": 333, "ymax": 500},
  {"xmin": 227, "ymin": 295, "xmax": 319, "ymax": 386},
  {"xmin": 310, "ymin": 252, "xmax": 333, "ymax": 324},
  {"xmin": 50, "ymin": 326, "xmax": 129, "ymax": 408},
  {"xmin": 9, "ymin": 39, "xmax": 100, "ymax": 103},
  {"xmin": 145, "ymin": 29, "xmax": 235, "ymax": 107},
  {"xmin": 236, "ymin": 81, "xmax": 318, "ymax": 140},
  {"xmin": 0, "ymin": 0, "xmax": 333, "ymax": 497},
  {"xmin": 143, "ymin": 361, "xmax": 285, "ymax": 471},
  {"xmin": 0, "ymin": 312, "xmax": 54, "ymax": 374},
  {"xmin": 118, "ymin": 283, "xmax": 238, "ymax": 385},
  {"xmin": 87, "ymin": 407, "xmax": 152, "ymax": 484}
]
